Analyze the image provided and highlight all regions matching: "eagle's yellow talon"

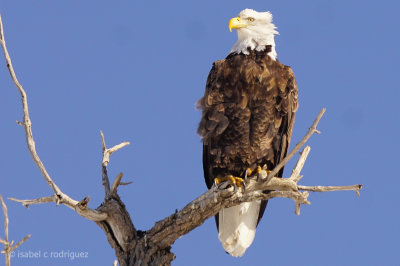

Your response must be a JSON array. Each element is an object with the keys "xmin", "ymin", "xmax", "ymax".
[
  {"xmin": 245, "ymin": 165, "xmax": 263, "ymax": 178},
  {"xmin": 256, "ymin": 166, "xmax": 262, "ymax": 173},
  {"xmin": 246, "ymin": 167, "xmax": 253, "ymax": 177},
  {"xmin": 214, "ymin": 175, "xmax": 244, "ymax": 187}
]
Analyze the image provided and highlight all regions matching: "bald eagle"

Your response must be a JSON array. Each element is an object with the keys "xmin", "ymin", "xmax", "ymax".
[{"xmin": 197, "ymin": 9, "xmax": 298, "ymax": 257}]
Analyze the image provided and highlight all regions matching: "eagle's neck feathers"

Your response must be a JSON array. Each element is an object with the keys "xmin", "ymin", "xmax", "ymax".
[{"xmin": 230, "ymin": 21, "xmax": 278, "ymax": 60}]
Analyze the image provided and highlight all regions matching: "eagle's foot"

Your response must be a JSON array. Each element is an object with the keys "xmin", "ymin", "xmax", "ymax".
[
  {"xmin": 245, "ymin": 166, "xmax": 262, "ymax": 179},
  {"xmin": 258, "ymin": 169, "xmax": 272, "ymax": 182},
  {"xmin": 214, "ymin": 175, "xmax": 245, "ymax": 191}
]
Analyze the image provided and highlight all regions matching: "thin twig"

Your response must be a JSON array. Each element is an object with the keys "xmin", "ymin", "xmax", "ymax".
[
  {"xmin": 0, "ymin": 195, "xmax": 9, "ymax": 247},
  {"xmin": 264, "ymin": 108, "xmax": 325, "ymax": 184},
  {"xmin": 291, "ymin": 146, "xmax": 311, "ymax": 182},
  {"xmin": 9, "ymin": 235, "xmax": 31, "ymax": 252},
  {"xmin": 0, "ymin": 195, "xmax": 10, "ymax": 266},
  {"xmin": 100, "ymin": 130, "xmax": 107, "ymax": 152},
  {"xmin": 298, "ymin": 184, "xmax": 362, "ymax": 197},
  {"xmin": 111, "ymin": 173, "xmax": 123, "ymax": 195},
  {"xmin": 8, "ymin": 196, "xmax": 107, "ymax": 222},
  {"xmin": 8, "ymin": 196, "xmax": 56, "ymax": 208}
]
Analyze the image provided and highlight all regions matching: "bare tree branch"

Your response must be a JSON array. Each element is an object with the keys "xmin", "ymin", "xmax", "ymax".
[
  {"xmin": 0, "ymin": 13, "xmax": 107, "ymax": 223},
  {"xmin": 100, "ymin": 131, "xmax": 130, "ymax": 199},
  {"xmin": 0, "ymin": 195, "xmax": 31, "ymax": 266},
  {"xmin": 0, "ymin": 13, "xmax": 63, "ymax": 198},
  {"xmin": 111, "ymin": 173, "xmax": 124, "ymax": 195},
  {"xmin": 8, "ymin": 196, "xmax": 56, "ymax": 208},
  {"xmin": 143, "ymin": 143, "xmax": 361, "ymax": 250},
  {"xmin": 9, "ymin": 235, "xmax": 31, "ymax": 253},
  {"xmin": 101, "ymin": 131, "xmax": 130, "ymax": 168},
  {"xmin": 264, "ymin": 108, "xmax": 325, "ymax": 184},
  {"xmin": 0, "ymin": 195, "xmax": 10, "ymax": 266},
  {"xmin": 0, "ymin": 195, "xmax": 9, "ymax": 249},
  {"xmin": 298, "ymin": 184, "xmax": 363, "ymax": 196},
  {"xmin": 101, "ymin": 131, "xmax": 112, "ymax": 196},
  {"xmin": 291, "ymin": 146, "xmax": 310, "ymax": 182}
]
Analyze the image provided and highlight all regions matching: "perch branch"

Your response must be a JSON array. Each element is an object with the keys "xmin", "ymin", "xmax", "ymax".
[
  {"xmin": 0, "ymin": 13, "xmax": 107, "ymax": 223},
  {"xmin": 144, "ymin": 109, "xmax": 361, "ymax": 250}
]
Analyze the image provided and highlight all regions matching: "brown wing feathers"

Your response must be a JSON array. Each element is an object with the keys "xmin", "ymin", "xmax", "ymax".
[
  {"xmin": 198, "ymin": 49, "xmax": 297, "ymax": 232},
  {"xmin": 198, "ymin": 49, "xmax": 297, "ymax": 185}
]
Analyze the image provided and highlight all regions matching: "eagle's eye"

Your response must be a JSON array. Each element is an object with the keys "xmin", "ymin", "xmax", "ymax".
[{"xmin": 247, "ymin": 17, "xmax": 255, "ymax": 22}]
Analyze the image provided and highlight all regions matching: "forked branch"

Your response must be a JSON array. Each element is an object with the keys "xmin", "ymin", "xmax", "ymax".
[
  {"xmin": 144, "ymin": 141, "xmax": 361, "ymax": 250},
  {"xmin": 100, "ymin": 130, "xmax": 130, "ymax": 198},
  {"xmin": 264, "ymin": 108, "xmax": 325, "ymax": 184}
]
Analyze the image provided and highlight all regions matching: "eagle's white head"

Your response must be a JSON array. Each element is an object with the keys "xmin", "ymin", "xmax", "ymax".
[{"xmin": 229, "ymin": 9, "xmax": 279, "ymax": 60}]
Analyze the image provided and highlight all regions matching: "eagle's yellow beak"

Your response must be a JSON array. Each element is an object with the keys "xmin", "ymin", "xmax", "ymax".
[{"xmin": 229, "ymin": 17, "xmax": 247, "ymax": 32}]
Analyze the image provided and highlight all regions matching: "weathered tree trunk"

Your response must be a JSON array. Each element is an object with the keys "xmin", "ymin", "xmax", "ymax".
[{"xmin": 96, "ymin": 195, "xmax": 175, "ymax": 265}]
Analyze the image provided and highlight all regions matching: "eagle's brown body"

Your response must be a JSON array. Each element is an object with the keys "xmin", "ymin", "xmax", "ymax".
[{"xmin": 198, "ymin": 47, "xmax": 298, "ymax": 229}]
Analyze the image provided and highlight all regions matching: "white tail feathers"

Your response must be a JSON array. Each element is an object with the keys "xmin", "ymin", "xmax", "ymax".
[{"xmin": 218, "ymin": 201, "xmax": 261, "ymax": 257}]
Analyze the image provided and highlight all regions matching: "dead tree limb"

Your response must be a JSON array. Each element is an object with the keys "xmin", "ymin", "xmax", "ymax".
[
  {"xmin": 264, "ymin": 109, "xmax": 325, "ymax": 184},
  {"xmin": 0, "ymin": 195, "xmax": 31, "ymax": 266},
  {"xmin": 0, "ymin": 13, "xmax": 362, "ymax": 266},
  {"xmin": 0, "ymin": 13, "xmax": 107, "ymax": 223}
]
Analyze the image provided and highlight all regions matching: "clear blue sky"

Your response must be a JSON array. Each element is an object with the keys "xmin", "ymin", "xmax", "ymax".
[{"xmin": 0, "ymin": 1, "xmax": 399, "ymax": 265}]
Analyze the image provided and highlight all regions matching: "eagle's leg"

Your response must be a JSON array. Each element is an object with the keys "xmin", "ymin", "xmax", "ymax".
[{"xmin": 214, "ymin": 175, "xmax": 244, "ymax": 190}]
